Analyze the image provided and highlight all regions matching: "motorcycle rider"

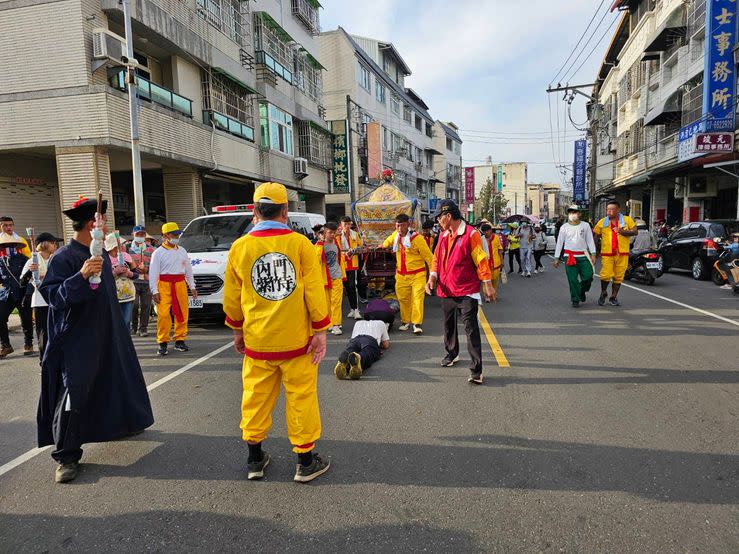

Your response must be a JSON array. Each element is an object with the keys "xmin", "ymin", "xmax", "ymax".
[{"xmin": 631, "ymin": 219, "xmax": 654, "ymax": 252}]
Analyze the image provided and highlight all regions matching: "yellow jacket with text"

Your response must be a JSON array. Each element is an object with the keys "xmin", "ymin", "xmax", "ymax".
[
  {"xmin": 382, "ymin": 230, "xmax": 434, "ymax": 275},
  {"xmin": 223, "ymin": 226, "xmax": 330, "ymax": 360},
  {"xmin": 593, "ymin": 215, "xmax": 636, "ymax": 256}
]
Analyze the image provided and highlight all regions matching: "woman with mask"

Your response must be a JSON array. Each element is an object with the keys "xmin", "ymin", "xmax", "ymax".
[
  {"xmin": 105, "ymin": 232, "xmax": 138, "ymax": 331},
  {"xmin": 126, "ymin": 226, "xmax": 155, "ymax": 337},
  {"xmin": 532, "ymin": 225, "xmax": 548, "ymax": 273}
]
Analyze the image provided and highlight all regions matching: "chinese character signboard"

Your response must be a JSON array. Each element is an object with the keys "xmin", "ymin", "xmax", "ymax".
[
  {"xmin": 703, "ymin": 0, "xmax": 736, "ymax": 126},
  {"xmin": 366, "ymin": 121, "xmax": 382, "ymax": 182},
  {"xmin": 678, "ymin": 120, "xmax": 706, "ymax": 162},
  {"xmin": 572, "ymin": 139, "xmax": 587, "ymax": 202},
  {"xmin": 497, "ymin": 165, "xmax": 503, "ymax": 192},
  {"xmin": 464, "ymin": 167, "xmax": 475, "ymax": 205},
  {"xmin": 331, "ymin": 120, "xmax": 350, "ymax": 194},
  {"xmin": 694, "ymin": 132, "xmax": 734, "ymax": 152}
]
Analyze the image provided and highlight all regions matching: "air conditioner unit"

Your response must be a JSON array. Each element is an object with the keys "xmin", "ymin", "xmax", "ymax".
[
  {"xmin": 294, "ymin": 157, "xmax": 309, "ymax": 177},
  {"xmin": 92, "ymin": 28, "xmax": 127, "ymax": 62},
  {"xmin": 687, "ymin": 176, "xmax": 718, "ymax": 198}
]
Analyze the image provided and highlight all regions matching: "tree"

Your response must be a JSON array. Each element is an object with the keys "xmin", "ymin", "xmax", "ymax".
[{"xmin": 477, "ymin": 178, "xmax": 509, "ymax": 223}]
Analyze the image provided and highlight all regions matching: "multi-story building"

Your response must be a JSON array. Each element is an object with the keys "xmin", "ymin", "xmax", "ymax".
[
  {"xmin": 527, "ymin": 183, "xmax": 563, "ymax": 219},
  {"xmin": 318, "ymin": 28, "xmax": 441, "ymax": 219},
  {"xmin": 433, "ymin": 121, "xmax": 463, "ymax": 204},
  {"xmin": 590, "ymin": 0, "xmax": 739, "ymax": 225},
  {"xmin": 469, "ymin": 162, "xmax": 529, "ymax": 216},
  {"xmin": 0, "ymin": 0, "xmax": 332, "ymax": 238}
]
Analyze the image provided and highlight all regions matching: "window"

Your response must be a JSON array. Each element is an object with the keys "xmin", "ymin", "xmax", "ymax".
[
  {"xmin": 296, "ymin": 120, "xmax": 332, "ymax": 168},
  {"xmin": 425, "ymin": 122, "xmax": 433, "ymax": 138},
  {"xmin": 446, "ymin": 137, "xmax": 453, "ymax": 151},
  {"xmin": 383, "ymin": 55, "xmax": 391, "ymax": 73},
  {"xmin": 294, "ymin": 52, "xmax": 323, "ymax": 103},
  {"xmin": 415, "ymin": 147, "xmax": 422, "ymax": 164},
  {"xmin": 197, "ymin": 0, "xmax": 249, "ymax": 46},
  {"xmin": 375, "ymin": 80, "xmax": 386, "ymax": 103},
  {"xmin": 414, "ymin": 115, "xmax": 422, "ymax": 131},
  {"xmin": 202, "ymin": 70, "xmax": 255, "ymax": 141},
  {"xmin": 391, "ymin": 96, "xmax": 400, "ymax": 115},
  {"xmin": 403, "ymin": 105, "xmax": 412, "ymax": 124},
  {"xmin": 254, "ymin": 13, "xmax": 294, "ymax": 84},
  {"xmin": 453, "ymin": 141, "xmax": 461, "ymax": 155},
  {"xmin": 260, "ymin": 103, "xmax": 294, "ymax": 155},
  {"xmin": 358, "ymin": 63, "xmax": 371, "ymax": 91}
]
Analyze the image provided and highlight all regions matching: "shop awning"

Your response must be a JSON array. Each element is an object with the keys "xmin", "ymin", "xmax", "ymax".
[
  {"xmin": 424, "ymin": 147, "xmax": 443, "ymax": 155},
  {"xmin": 644, "ymin": 91, "xmax": 682, "ymax": 126}
]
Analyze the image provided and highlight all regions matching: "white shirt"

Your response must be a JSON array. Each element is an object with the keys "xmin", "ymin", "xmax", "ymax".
[
  {"xmin": 554, "ymin": 222, "xmax": 596, "ymax": 258},
  {"xmin": 149, "ymin": 244, "xmax": 195, "ymax": 294},
  {"xmin": 21, "ymin": 255, "xmax": 50, "ymax": 308},
  {"xmin": 351, "ymin": 320, "xmax": 390, "ymax": 345}
]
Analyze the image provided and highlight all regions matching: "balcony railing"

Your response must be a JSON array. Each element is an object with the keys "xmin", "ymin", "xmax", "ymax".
[
  {"xmin": 291, "ymin": 0, "xmax": 320, "ymax": 35},
  {"xmin": 110, "ymin": 70, "xmax": 193, "ymax": 117},
  {"xmin": 204, "ymin": 109, "xmax": 255, "ymax": 142},
  {"xmin": 255, "ymin": 50, "xmax": 293, "ymax": 84}
]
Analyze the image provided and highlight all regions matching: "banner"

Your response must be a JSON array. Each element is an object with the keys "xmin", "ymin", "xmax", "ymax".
[
  {"xmin": 573, "ymin": 139, "xmax": 586, "ymax": 202},
  {"xmin": 366, "ymin": 121, "xmax": 382, "ymax": 182},
  {"xmin": 703, "ymin": 0, "xmax": 736, "ymax": 128},
  {"xmin": 331, "ymin": 120, "xmax": 350, "ymax": 194},
  {"xmin": 464, "ymin": 167, "xmax": 475, "ymax": 205},
  {"xmin": 497, "ymin": 165, "xmax": 503, "ymax": 192}
]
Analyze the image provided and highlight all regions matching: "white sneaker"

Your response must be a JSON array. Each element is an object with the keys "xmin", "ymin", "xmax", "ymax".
[
  {"xmin": 330, "ymin": 325, "xmax": 343, "ymax": 335},
  {"xmin": 533, "ymin": 269, "xmax": 538, "ymax": 274},
  {"xmin": 413, "ymin": 325, "xmax": 423, "ymax": 334},
  {"xmin": 347, "ymin": 309, "xmax": 355, "ymax": 318},
  {"xmin": 398, "ymin": 323, "xmax": 411, "ymax": 331},
  {"xmin": 353, "ymin": 309, "xmax": 362, "ymax": 320}
]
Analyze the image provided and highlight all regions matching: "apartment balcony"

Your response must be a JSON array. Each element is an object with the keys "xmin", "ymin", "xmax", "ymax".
[
  {"xmin": 291, "ymin": 0, "xmax": 321, "ymax": 35},
  {"xmin": 109, "ymin": 69, "xmax": 193, "ymax": 118},
  {"xmin": 203, "ymin": 109, "xmax": 255, "ymax": 142},
  {"xmin": 654, "ymin": 132, "xmax": 678, "ymax": 167}
]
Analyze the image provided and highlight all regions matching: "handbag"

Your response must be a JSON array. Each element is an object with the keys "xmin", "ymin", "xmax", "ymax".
[{"xmin": 500, "ymin": 270, "xmax": 508, "ymax": 285}]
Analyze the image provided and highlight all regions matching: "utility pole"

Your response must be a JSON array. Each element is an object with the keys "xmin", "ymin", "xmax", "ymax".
[
  {"xmin": 121, "ymin": 0, "xmax": 145, "ymax": 228},
  {"xmin": 346, "ymin": 94, "xmax": 356, "ymax": 205}
]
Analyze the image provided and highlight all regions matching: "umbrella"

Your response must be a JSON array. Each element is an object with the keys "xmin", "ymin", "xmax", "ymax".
[{"xmin": 502, "ymin": 214, "xmax": 540, "ymax": 224}]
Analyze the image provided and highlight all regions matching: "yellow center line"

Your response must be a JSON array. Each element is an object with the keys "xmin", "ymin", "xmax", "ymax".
[{"xmin": 479, "ymin": 308, "xmax": 510, "ymax": 367}]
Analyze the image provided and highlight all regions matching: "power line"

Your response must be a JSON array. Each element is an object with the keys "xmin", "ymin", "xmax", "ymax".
[
  {"xmin": 550, "ymin": 0, "xmax": 607, "ymax": 85},
  {"xmin": 559, "ymin": 7, "xmax": 612, "ymax": 83},
  {"xmin": 565, "ymin": 14, "xmax": 621, "ymax": 82}
]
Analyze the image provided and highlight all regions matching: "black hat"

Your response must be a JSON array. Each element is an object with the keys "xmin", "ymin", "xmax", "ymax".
[
  {"xmin": 62, "ymin": 196, "xmax": 108, "ymax": 222},
  {"xmin": 432, "ymin": 199, "xmax": 461, "ymax": 220},
  {"xmin": 36, "ymin": 232, "xmax": 63, "ymax": 243},
  {"xmin": 422, "ymin": 219, "xmax": 434, "ymax": 230}
]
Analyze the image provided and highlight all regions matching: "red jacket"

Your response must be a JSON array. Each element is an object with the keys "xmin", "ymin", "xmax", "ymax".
[{"xmin": 432, "ymin": 221, "xmax": 491, "ymax": 298}]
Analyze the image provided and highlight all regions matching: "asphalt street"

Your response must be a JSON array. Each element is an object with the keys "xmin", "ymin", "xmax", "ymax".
[{"xmin": 0, "ymin": 258, "xmax": 737, "ymax": 553}]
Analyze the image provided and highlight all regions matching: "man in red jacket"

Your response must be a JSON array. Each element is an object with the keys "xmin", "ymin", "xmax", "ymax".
[{"xmin": 426, "ymin": 200, "xmax": 495, "ymax": 384}]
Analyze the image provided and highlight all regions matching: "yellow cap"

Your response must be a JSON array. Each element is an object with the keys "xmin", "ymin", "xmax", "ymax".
[
  {"xmin": 161, "ymin": 222, "xmax": 181, "ymax": 235},
  {"xmin": 254, "ymin": 182, "xmax": 288, "ymax": 205}
]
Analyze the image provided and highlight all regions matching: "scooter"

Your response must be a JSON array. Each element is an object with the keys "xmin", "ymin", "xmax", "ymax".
[
  {"xmin": 711, "ymin": 240, "xmax": 739, "ymax": 293},
  {"xmin": 625, "ymin": 249, "xmax": 663, "ymax": 285}
]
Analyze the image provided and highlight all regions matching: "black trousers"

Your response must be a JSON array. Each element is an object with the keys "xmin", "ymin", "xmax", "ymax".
[
  {"xmin": 442, "ymin": 296, "xmax": 482, "ymax": 374},
  {"xmin": 34, "ymin": 306, "xmax": 49, "ymax": 361},
  {"xmin": 533, "ymin": 250, "xmax": 546, "ymax": 270},
  {"xmin": 51, "ymin": 387, "xmax": 83, "ymax": 464},
  {"xmin": 508, "ymin": 249, "xmax": 521, "ymax": 272},
  {"xmin": 345, "ymin": 270, "xmax": 358, "ymax": 310},
  {"xmin": 0, "ymin": 295, "xmax": 33, "ymax": 348},
  {"xmin": 131, "ymin": 281, "xmax": 153, "ymax": 333},
  {"xmin": 344, "ymin": 334, "xmax": 381, "ymax": 371}
]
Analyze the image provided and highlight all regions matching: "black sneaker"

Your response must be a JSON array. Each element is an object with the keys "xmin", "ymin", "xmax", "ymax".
[
  {"xmin": 247, "ymin": 452, "xmax": 271, "ymax": 480},
  {"xmin": 157, "ymin": 343, "xmax": 168, "ymax": 356},
  {"xmin": 174, "ymin": 341, "xmax": 189, "ymax": 352},
  {"xmin": 294, "ymin": 452, "xmax": 330, "ymax": 483},
  {"xmin": 348, "ymin": 352, "xmax": 362, "ymax": 380},
  {"xmin": 467, "ymin": 373, "xmax": 483, "ymax": 385},
  {"xmin": 572, "ymin": 301, "xmax": 580, "ymax": 308},
  {"xmin": 441, "ymin": 355, "xmax": 460, "ymax": 367},
  {"xmin": 334, "ymin": 351, "xmax": 349, "ymax": 380},
  {"xmin": 580, "ymin": 290, "xmax": 587, "ymax": 302},
  {"xmin": 598, "ymin": 293, "xmax": 607, "ymax": 306},
  {"xmin": 54, "ymin": 462, "xmax": 79, "ymax": 483},
  {"xmin": 609, "ymin": 297, "xmax": 621, "ymax": 307}
]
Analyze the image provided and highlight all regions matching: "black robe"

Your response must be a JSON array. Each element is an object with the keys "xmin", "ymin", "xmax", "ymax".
[{"xmin": 37, "ymin": 239, "xmax": 154, "ymax": 447}]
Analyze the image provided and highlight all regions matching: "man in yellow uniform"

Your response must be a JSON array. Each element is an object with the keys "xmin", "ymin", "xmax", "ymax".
[
  {"xmin": 593, "ymin": 200, "xmax": 637, "ymax": 306},
  {"xmin": 339, "ymin": 216, "xmax": 364, "ymax": 319},
  {"xmin": 315, "ymin": 221, "xmax": 346, "ymax": 335},
  {"xmin": 382, "ymin": 213, "xmax": 433, "ymax": 334},
  {"xmin": 480, "ymin": 224, "xmax": 504, "ymax": 291},
  {"xmin": 149, "ymin": 222, "xmax": 197, "ymax": 356},
  {"xmin": 223, "ymin": 182, "xmax": 331, "ymax": 483}
]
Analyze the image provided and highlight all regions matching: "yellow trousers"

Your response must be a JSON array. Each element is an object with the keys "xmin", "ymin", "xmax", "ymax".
[
  {"xmin": 156, "ymin": 279, "xmax": 189, "ymax": 344},
  {"xmin": 491, "ymin": 268, "xmax": 501, "ymax": 290},
  {"xmin": 396, "ymin": 272, "xmax": 426, "ymax": 325},
  {"xmin": 325, "ymin": 280, "xmax": 343, "ymax": 326},
  {"xmin": 600, "ymin": 255, "xmax": 628, "ymax": 284},
  {"xmin": 241, "ymin": 352, "xmax": 320, "ymax": 453}
]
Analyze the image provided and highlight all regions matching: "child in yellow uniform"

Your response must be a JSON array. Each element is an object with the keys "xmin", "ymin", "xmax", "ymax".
[
  {"xmin": 593, "ymin": 200, "xmax": 637, "ymax": 306},
  {"xmin": 315, "ymin": 221, "xmax": 346, "ymax": 335},
  {"xmin": 223, "ymin": 182, "xmax": 331, "ymax": 483},
  {"xmin": 382, "ymin": 213, "xmax": 434, "ymax": 334}
]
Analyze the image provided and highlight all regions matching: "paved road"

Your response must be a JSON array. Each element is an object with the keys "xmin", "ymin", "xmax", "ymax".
[{"xmin": 0, "ymin": 259, "xmax": 737, "ymax": 552}]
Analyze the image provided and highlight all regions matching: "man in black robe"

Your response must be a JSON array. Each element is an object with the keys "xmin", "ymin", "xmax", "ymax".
[{"xmin": 38, "ymin": 197, "xmax": 154, "ymax": 483}]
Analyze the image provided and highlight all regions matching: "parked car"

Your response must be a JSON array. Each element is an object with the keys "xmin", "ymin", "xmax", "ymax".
[
  {"xmin": 544, "ymin": 226, "xmax": 556, "ymax": 253},
  {"xmin": 658, "ymin": 220, "xmax": 739, "ymax": 280}
]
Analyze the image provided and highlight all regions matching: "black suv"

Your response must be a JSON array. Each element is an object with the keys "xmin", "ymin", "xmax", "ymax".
[{"xmin": 659, "ymin": 220, "xmax": 739, "ymax": 280}]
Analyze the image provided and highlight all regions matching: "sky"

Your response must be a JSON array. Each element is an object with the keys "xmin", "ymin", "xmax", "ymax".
[{"xmin": 320, "ymin": 0, "xmax": 622, "ymax": 188}]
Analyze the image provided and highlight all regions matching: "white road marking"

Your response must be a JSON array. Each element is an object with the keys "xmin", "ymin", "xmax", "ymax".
[
  {"xmin": 0, "ymin": 340, "xmax": 235, "ymax": 478},
  {"xmin": 548, "ymin": 255, "xmax": 739, "ymax": 327}
]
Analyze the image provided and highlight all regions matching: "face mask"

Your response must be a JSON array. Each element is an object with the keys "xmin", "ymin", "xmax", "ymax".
[
  {"xmin": 168, "ymin": 238, "xmax": 180, "ymax": 246},
  {"xmin": 568, "ymin": 214, "xmax": 579, "ymax": 223},
  {"xmin": 133, "ymin": 236, "xmax": 145, "ymax": 244}
]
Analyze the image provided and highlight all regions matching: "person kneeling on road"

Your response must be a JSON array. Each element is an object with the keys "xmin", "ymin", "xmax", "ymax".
[{"xmin": 334, "ymin": 313, "xmax": 390, "ymax": 380}]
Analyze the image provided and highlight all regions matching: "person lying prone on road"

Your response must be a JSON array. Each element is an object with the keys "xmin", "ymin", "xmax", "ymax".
[{"xmin": 333, "ymin": 313, "xmax": 390, "ymax": 380}]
